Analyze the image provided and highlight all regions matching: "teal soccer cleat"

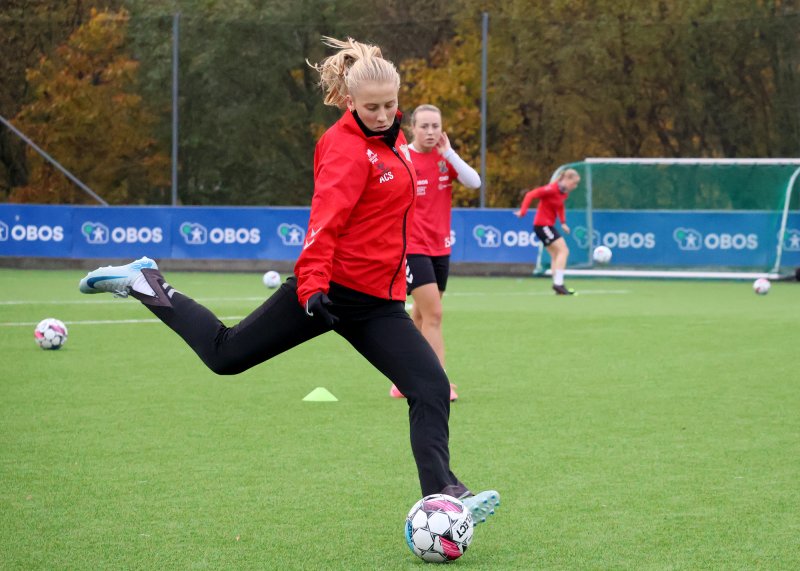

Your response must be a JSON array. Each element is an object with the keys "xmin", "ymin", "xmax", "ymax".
[
  {"xmin": 462, "ymin": 490, "xmax": 500, "ymax": 525},
  {"xmin": 79, "ymin": 257, "xmax": 157, "ymax": 297}
]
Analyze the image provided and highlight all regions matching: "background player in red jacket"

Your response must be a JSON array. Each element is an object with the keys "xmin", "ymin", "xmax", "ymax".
[
  {"xmin": 79, "ymin": 37, "xmax": 499, "ymax": 523},
  {"xmin": 390, "ymin": 104, "xmax": 480, "ymax": 401},
  {"xmin": 514, "ymin": 168, "xmax": 581, "ymax": 295}
]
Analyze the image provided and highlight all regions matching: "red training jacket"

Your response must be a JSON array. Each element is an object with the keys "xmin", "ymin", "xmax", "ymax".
[
  {"xmin": 294, "ymin": 110, "xmax": 416, "ymax": 306},
  {"xmin": 518, "ymin": 181, "xmax": 567, "ymax": 226}
]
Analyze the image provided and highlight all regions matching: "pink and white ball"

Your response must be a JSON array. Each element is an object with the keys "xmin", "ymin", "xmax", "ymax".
[
  {"xmin": 752, "ymin": 278, "xmax": 771, "ymax": 295},
  {"xmin": 405, "ymin": 494, "xmax": 474, "ymax": 563},
  {"xmin": 34, "ymin": 318, "xmax": 68, "ymax": 350}
]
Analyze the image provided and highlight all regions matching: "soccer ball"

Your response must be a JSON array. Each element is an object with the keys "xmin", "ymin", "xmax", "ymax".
[
  {"xmin": 753, "ymin": 277, "xmax": 771, "ymax": 295},
  {"xmin": 34, "ymin": 318, "xmax": 68, "ymax": 350},
  {"xmin": 405, "ymin": 494, "xmax": 473, "ymax": 563},
  {"xmin": 262, "ymin": 270, "xmax": 281, "ymax": 289},
  {"xmin": 593, "ymin": 245, "xmax": 612, "ymax": 264}
]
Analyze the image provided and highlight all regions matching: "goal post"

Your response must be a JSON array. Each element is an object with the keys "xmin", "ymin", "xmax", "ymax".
[{"xmin": 540, "ymin": 158, "xmax": 800, "ymax": 279}]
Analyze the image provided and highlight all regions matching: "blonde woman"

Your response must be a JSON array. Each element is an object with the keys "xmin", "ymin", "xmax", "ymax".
[
  {"xmin": 515, "ymin": 168, "xmax": 581, "ymax": 294},
  {"xmin": 79, "ymin": 37, "xmax": 499, "ymax": 524}
]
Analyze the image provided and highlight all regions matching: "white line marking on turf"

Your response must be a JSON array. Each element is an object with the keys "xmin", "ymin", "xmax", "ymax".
[
  {"xmin": 447, "ymin": 289, "xmax": 631, "ymax": 296},
  {"xmin": 0, "ymin": 316, "xmax": 245, "ymax": 327},
  {"xmin": 1, "ymin": 290, "xmax": 631, "ymax": 326},
  {"xmin": 0, "ymin": 296, "xmax": 266, "ymax": 306},
  {"xmin": 1, "ymin": 291, "xmax": 630, "ymax": 306}
]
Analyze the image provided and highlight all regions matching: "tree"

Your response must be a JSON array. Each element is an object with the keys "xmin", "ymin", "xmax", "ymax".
[
  {"xmin": 400, "ymin": 33, "xmax": 486, "ymax": 207},
  {"xmin": 0, "ymin": 0, "xmax": 122, "ymax": 199},
  {"xmin": 118, "ymin": 0, "xmax": 461, "ymax": 206},
  {"xmin": 11, "ymin": 8, "xmax": 169, "ymax": 204},
  {"xmin": 5, "ymin": 1, "xmax": 796, "ymax": 206},
  {"xmin": 409, "ymin": 0, "xmax": 800, "ymax": 207}
]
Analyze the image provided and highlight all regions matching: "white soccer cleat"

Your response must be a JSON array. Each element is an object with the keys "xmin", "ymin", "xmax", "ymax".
[
  {"xmin": 78, "ymin": 257, "xmax": 157, "ymax": 297},
  {"xmin": 462, "ymin": 490, "xmax": 500, "ymax": 525}
]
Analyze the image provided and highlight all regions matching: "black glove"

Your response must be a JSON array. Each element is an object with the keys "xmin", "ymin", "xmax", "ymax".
[{"xmin": 305, "ymin": 292, "xmax": 338, "ymax": 327}]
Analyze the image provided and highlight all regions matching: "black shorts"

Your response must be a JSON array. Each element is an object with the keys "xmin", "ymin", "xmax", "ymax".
[
  {"xmin": 406, "ymin": 254, "xmax": 450, "ymax": 294},
  {"xmin": 534, "ymin": 225, "xmax": 561, "ymax": 247}
]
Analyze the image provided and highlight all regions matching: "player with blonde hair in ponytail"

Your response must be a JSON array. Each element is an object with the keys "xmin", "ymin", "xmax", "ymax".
[{"xmin": 79, "ymin": 36, "xmax": 500, "ymax": 526}]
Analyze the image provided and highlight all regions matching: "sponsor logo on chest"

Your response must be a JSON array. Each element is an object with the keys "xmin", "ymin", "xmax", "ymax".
[{"xmin": 367, "ymin": 147, "xmax": 398, "ymax": 184}]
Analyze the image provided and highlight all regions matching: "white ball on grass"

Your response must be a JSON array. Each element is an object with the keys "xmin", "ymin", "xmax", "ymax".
[
  {"xmin": 262, "ymin": 270, "xmax": 281, "ymax": 289},
  {"xmin": 34, "ymin": 318, "xmax": 68, "ymax": 350},
  {"xmin": 752, "ymin": 277, "xmax": 770, "ymax": 295},
  {"xmin": 405, "ymin": 494, "xmax": 473, "ymax": 563}
]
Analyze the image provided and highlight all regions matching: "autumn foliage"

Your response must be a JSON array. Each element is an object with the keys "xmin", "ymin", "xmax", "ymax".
[
  {"xmin": 10, "ymin": 8, "xmax": 169, "ymax": 204},
  {"xmin": 2, "ymin": 2, "xmax": 797, "ymax": 207}
]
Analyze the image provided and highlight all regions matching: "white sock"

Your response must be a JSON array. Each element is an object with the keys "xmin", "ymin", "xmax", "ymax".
[
  {"xmin": 132, "ymin": 274, "xmax": 156, "ymax": 296},
  {"xmin": 553, "ymin": 270, "xmax": 565, "ymax": 286}
]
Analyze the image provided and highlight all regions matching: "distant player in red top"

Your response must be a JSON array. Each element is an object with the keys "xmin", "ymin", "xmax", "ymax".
[
  {"xmin": 389, "ymin": 104, "xmax": 481, "ymax": 402},
  {"xmin": 514, "ymin": 168, "xmax": 581, "ymax": 295}
]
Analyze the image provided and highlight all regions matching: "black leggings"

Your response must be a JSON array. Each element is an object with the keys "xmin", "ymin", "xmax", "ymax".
[{"xmin": 140, "ymin": 275, "xmax": 463, "ymax": 496}]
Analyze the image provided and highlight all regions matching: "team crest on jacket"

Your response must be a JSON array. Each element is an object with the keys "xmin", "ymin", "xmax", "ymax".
[
  {"xmin": 399, "ymin": 144, "xmax": 411, "ymax": 161},
  {"xmin": 366, "ymin": 148, "xmax": 379, "ymax": 164},
  {"xmin": 438, "ymin": 160, "xmax": 448, "ymax": 174}
]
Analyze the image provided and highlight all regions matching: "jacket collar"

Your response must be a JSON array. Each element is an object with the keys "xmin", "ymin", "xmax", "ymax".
[{"xmin": 342, "ymin": 109, "xmax": 403, "ymax": 149}]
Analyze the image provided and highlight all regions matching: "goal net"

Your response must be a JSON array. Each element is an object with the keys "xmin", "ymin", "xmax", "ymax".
[{"xmin": 540, "ymin": 158, "xmax": 800, "ymax": 279}]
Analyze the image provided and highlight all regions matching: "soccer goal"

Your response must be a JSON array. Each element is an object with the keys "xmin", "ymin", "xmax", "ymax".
[{"xmin": 538, "ymin": 158, "xmax": 800, "ymax": 279}]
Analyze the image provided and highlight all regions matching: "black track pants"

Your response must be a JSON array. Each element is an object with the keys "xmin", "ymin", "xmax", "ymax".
[{"xmin": 140, "ymin": 275, "xmax": 463, "ymax": 496}]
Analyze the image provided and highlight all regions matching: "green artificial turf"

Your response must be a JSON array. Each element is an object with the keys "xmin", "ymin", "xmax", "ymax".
[{"xmin": 1, "ymin": 269, "xmax": 798, "ymax": 570}]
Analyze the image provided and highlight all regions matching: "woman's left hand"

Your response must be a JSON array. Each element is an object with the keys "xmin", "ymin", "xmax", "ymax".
[
  {"xmin": 562, "ymin": 224, "xmax": 571, "ymax": 234},
  {"xmin": 437, "ymin": 132, "xmax": 452, "ymax": 155}
]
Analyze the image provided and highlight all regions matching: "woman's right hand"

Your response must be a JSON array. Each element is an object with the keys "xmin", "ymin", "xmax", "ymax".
[{"xmin": 305, "ymin": 292, "xmax": 338, "ymax": 327}]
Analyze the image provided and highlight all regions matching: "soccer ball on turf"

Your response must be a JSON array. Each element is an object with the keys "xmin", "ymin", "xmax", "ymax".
[
  {"xmin": 405, "ymin": 494, "xmax": 473, "ymax": 563},
  {"xmin": 34, "ymin": 318, "xmax": 68, "ymax": 350},
  {"xmin": 262, "ymin": 270, "xmax": 281, "ymax": 289},
  {"xmin": 753, "ymin": 277, "xmax": 771, "ymax": 295},
  {"xmin": 593, "ymin": 245, "xmax": 613, "ymax": 264}
]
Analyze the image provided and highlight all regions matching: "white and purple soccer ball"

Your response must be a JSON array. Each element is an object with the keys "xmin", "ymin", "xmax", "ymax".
[
  {"xmin": 34, "ymin": 318, "xmax": 68, "ymax": 350},
  {"xmin": 753, "ymin": 277, "xmax": 771, "ymax": 295},
  {"xmin": 593, "ymin": 245, "xmax": 613, "ymax": 264},
  {"xmin": 262, "ymin": 270, "xmax": 281, "ymax": 289},
  {"xmin": 405, "ymin": 494, "xmax": 474, "ymax": 563}
]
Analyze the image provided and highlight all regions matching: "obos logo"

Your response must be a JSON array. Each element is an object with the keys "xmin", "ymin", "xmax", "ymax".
[
  {"xmin": 180, "ymin": 222, "xmax": 207, "ymax": 244},
  {"xmin": 673, "ymin": 227, "xmax": 757, "ymax": 250},
  {"xmin": 573, "ymin": 226, "xmax": 655, "ymax": 249},
  {"xmin": 782, "ymin": 228, "xmax": 800, "ymax": 251},
  {"xmin": 473, "ymin": 225, "xmax": 501, "ymax": 247},
  {"xmin": 0, "ymin": 220, "xmax": 63, "ymax": 242},
  {"xmin": 80, "ymin": 221, "xmax": 162, "ymax": 244},
  {"xmin": 277, "ymin": 223, "xmax": 305, "ymax": 246},
  {"xmin": 572, "ymin": 227, "xmax": 601, "ymax": 249},
  {"xmin": 673, "ymin": 228, "xmax": 702, "ymax": 250},
  {"xmin": 179, "ymin": 222, "xmax": 260, "ymax": 245},
  {"xmin": 81, "ymin": 222, "xmax": 110, "ymax": 244},
  {"xmin": 473, "ymin": 225, "xmax": 539, "ymax": 248}
]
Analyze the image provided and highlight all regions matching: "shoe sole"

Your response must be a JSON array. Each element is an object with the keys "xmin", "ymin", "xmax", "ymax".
[{"xmin": 464, "ymin": 490, "xmax": 500, "ymax": 525}]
